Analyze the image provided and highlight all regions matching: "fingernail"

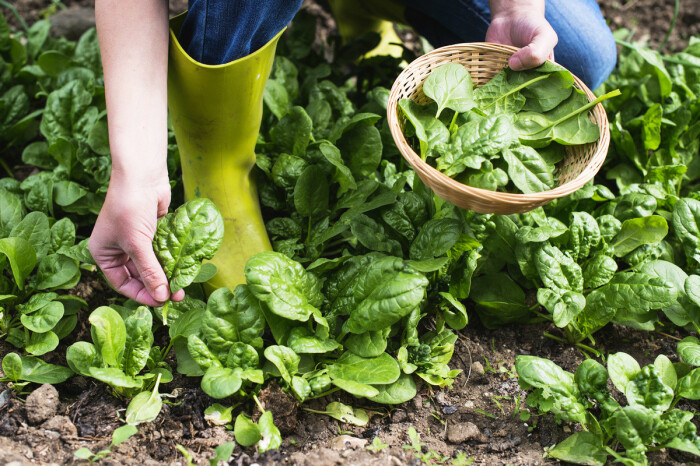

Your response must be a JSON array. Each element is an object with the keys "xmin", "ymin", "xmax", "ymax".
[
  {"xmin": 155, "ymin": 285, "xmax": 169, "ymax": 302},
  {"xmin": 510, "ymin": 56, "xmax": 522, "ymax": 70}
]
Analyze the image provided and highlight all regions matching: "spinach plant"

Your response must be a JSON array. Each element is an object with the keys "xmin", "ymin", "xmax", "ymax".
[
  {"xmin": 233, "ymin": 395, "xmax": 282, "ymax": 453},
  {"xmin": 516, "ymin": 350, "xmax": 700, "ymax": 465},
  {"xmin": 66, "ymin": 306, "xmax": 169, "ymax": 398},
  {"xmin": 0, "ymin": 201, "xmax": 89, "ymax": 355}
]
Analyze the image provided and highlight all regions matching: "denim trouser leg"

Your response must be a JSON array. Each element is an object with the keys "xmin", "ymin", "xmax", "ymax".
[
  {"xmin": 178, "ymin": 0, "xmax": 303, "ymax": 65},
  {"xmin": 400, "ymin": 0, "xmax": 617, "ymax": 90},
  {"xmin": 178, "ymin": 0, "xmax": 616, "ymax": 90}
]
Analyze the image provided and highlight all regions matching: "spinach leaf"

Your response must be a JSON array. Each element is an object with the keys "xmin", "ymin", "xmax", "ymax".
[
  {"xmin": 399, "ymin": 99, "xmax": 450, "ymax": 153},
  {"xmin": 607, "ymin": 352, "xmax": 642, "ymax": 392},
  {"xmin": 335, "ymin": 256, "xmax": 428, "ymax": 335},
  {"xmin": 677, "ymin": 336, "xmax": 700, "ymax": 366},
  {"xmin": 327, "ymin": 352, "xmax": 400, "ymax": 387},
  {"xmin": 88, "ymin": 306, "xmax": 126, "ymax": 367},
  {"xmin": 673, "ymin": 198, "xmax": 700, "ymax": 264},
  {"xmin": 245, "ymin": 251, "xmax": 323, "ymax": 322},
  {"xmin": 602, "ymin": 272, "xmax": 677, "ymax": 313},
  {"xmin": 534, "ymin": 244, "xmax": 583, "ymax": 292},
  {"xmin": 503, "ymin": 145, "xmax": 554, "ymax": 193},
  {"xmin": 0, "ymin": 237, "xmax": 36, "ymax": 289},
  {"xmin": 409, "ymin": 218, "xmax": 461, "ymax": 260},
  {"xmin": 516, "ymin": 89, "xmax": 620, "ymax": 146},
  {"xmin": 610, "ymin": 215, "xmax": 668, "ymax": 257},
  {"xmin": 201, "ymin": 285, "xmax": 266, "ymax": 360},
  {"xmin": 270, "ymin": 106, "xmax": 313, "ymax": 156},
  {"xmin": 153, "ymin": 198, "xmax": 224, "ymax": 293},
  {"xmin": 470, "ymin": 273, "xmax": 531, "ymax": 328},
  {"xmin": 422, "ymin": 63, "xmax": 476, "ymax": 117},
  {"xmin": 202, "ymin": 366, "xmax": 242, "ymax": 399},
  {"xmin": 545, "ymin": 432, "xmax": 607, "ymax": 466}
]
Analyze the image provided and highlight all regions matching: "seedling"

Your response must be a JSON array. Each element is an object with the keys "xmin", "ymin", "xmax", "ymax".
[
  {"xmin": 74, "ymin": 425, "xmax": 137, "ymax": 463},
  {"xmin": 176, "ymin": 445, "xmax": 196, "ymax": 466},
  {"xmin": 452, "ymin": 452, "xmax": 475, "ymax": 466},
  {"xmin": 366, "ymin": 436, "xmax": 389, "ymax": 453}
]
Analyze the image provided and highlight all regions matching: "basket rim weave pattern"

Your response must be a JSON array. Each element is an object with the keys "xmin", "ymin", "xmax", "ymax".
[{"xmin": 386, "ymin": 42, "xmax": 611, "ymax": 214}]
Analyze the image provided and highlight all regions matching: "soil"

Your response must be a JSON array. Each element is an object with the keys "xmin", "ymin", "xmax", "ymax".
[
  {"xmin": 2, "ymin": 313, "xmax": 697, "ymax": 465},
  {"xmin": 1, "ymin": 1, "xmax": 699, "ymax": 465},
  {"xmin": 596, "ymin": 0, "xmax": 700, "ymax": 52}
]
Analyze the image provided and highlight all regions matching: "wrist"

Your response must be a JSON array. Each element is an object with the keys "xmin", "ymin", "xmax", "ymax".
[
  {"xmin": 489, "ymin": 0, "xmax": 544, "ymax": 18},
  {"xmin": 110, "ymin": 162, "xmax": 170, "ymax": 190}
]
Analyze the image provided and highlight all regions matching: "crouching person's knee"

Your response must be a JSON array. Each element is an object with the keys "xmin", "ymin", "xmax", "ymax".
[
  {"xmin": 577, "ymin": 31, "xmax": 618, "ymax": 91},
  {"xmin": 550, "ymin": 4, "xmax": 618, "ymax": 90}
]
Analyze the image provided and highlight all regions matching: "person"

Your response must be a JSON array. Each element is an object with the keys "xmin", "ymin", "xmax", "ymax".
[{"xmin": 89, "ymin": 0, "xmax": 617, "ymax": 306}]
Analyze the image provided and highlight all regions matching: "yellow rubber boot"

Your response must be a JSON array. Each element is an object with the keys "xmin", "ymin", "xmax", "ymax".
[
  {"xmin": 167, "ymin": 13, "xmax": 279, "ymax": 291},
  {"xmin": 328, "ymin": 0, "xmax": 406, "ymax": 58}
]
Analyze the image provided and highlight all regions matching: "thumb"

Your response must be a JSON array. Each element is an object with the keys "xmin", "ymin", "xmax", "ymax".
[
  {"xmin": 509, "ymin": 27, "xmax": 558, "ymax": 70},
  {"xmin": 125, "ymin": 238, "xmax": 171, "ymax": 302}
]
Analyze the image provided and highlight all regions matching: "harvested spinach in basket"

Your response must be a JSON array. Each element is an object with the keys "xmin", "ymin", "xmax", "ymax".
[{"xmin": 400, "ymin": 63, "xmax": 620, "ymax": 193}]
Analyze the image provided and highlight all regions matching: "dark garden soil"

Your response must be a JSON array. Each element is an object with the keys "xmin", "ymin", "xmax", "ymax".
[
  {"xmin": 1, "ymin": 0, "xmax": 699, "ymax": 465},
  {"xmin": 1, "ymin": 309, "xmax": 696, "ymax": 465}
]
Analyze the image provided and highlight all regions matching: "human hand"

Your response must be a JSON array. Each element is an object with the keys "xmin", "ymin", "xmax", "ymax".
[
  {"xmin": 89, "ymin": 171, "xmax": 185, "ymax": 306},
  {"xmin": 486, "ymin": 3, "xmax": 558, "ymax": 70}
]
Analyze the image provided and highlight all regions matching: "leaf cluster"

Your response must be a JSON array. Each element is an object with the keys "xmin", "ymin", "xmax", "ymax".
[
  {"xmin": 400, "ymin": 63, "xmax": 618, "ymax": 193},
  {"xmin": 516, "ymin": 340, "xmax": 700, "ymax": 465}
]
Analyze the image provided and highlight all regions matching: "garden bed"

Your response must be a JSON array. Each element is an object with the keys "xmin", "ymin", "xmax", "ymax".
[{"xmin": 0, "ymin": 1, "xmax": 699, "ymax": 465}]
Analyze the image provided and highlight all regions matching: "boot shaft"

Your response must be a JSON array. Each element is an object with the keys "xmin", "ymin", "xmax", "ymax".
[{"xmin": 167, "ymin": 12, "xmax": 278, "ymax": 291}]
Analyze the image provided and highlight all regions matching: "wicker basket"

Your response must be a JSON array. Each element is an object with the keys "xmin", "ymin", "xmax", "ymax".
[{"xmin": 387, "ymin": 43, "xmax": 610, "ymax": 215}]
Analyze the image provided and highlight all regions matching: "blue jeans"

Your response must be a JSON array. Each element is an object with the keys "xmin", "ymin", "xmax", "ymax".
[{"xmin": 180, "ymin": 0, "xmax": 616, "ymax": 89}]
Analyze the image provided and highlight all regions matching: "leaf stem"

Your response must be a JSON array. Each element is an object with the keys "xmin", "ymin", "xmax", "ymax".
[
  {"xmin": 0, "ymin": 0, "xmax": 29, "ymax": 33},
  {"xmin": 302, "ymin": 407, "xmax": 331, "ymax": 415},
  {"xmin": 483, "ymin": 74, "xmax": 549, "ymax": 110},
  {"xmin": 653, "ymin": 331, "xmax": 682, "ymax": 341},
  {"xmin": 658, "ymin": 0, "xmax": 680, "ymax": 52},
  {"xmin": 307, "ymin": 387, "xmax": 340, "ymax": 400},
  {"xmin": 692, "ymin": 321, "xmax": 700, "ymax": 336},
  {"xmin": 576, "ymin": 342, "xmax": 601, "ymax": 358},
  {"xmin": 448, "ymin": 111, "xmax": 459, "ymax": 134},
  {"xmin": 543, "ymin": 331, "xmax": 566, "ymax": 343},
  {"xmin": 660, "ymin": 55, "xmax": 700, "ymax": 69},
  {"xmin": 161, "ymin": 339, "xmax": 175, "ymax": 361},
  {"xmin": 253, "ymin": 393, "xmax": 265, "ymax": 413},
  {"xmin": 0, "ymin": 158, "xmax": 14, "ymax": 179},
  {"xmin": 527, "ymin": 89, "xmax": 622, "ymax": 136},
  {"xmin": 151, "ymin": 372, "xmax": 162, "ymax": 397}
]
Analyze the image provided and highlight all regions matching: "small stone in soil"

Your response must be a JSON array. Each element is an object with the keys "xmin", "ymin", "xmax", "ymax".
[
  {"xmin": 442, "ymin": 406, "xmax": 458, "ymax": 415},
  {"xmin": 435, "ymin": 392, "xmax": 449, "ymax": 406},
  {"xmin": 48, "ymin": 7, "xmax": 96, "ymax": 40},
  {"xmin": 329, "ymin": 435, "xmax": 367, "ymax": 450},
  {"xmin": 41, "ymin": 415, "xmax": 78, "ymax": 438},
  {"xmin": 392, "ymin": 409, "xmax": 407, "ymax": 423},
  {"xmin": 0, "ymin": 390, "xmax": 12, "ymax": 409},
  {"xmin": 446, "ymin": 422, "xmax": 487, "ymax": 444},
  {"xmin": 0, "ymin": 415, "xmax": 19, "ymax": 436},
  {"xmin": 25, "ymin": 384, "xmax": 60, "ymax": 425},
  {"xmin": 471, "ymin": 361, "xmax": 485, "ymax": 375}
]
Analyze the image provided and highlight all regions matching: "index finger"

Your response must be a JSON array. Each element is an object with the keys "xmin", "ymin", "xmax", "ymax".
[{"xmin": 101, "ymin": 261, "xmax": 163, "ymax": 307}]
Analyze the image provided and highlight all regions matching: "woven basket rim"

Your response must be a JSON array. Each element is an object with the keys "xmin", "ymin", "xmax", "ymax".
[{"xmin": 387, "ymin": 42, "xmax": 610, "ymax": 211}]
